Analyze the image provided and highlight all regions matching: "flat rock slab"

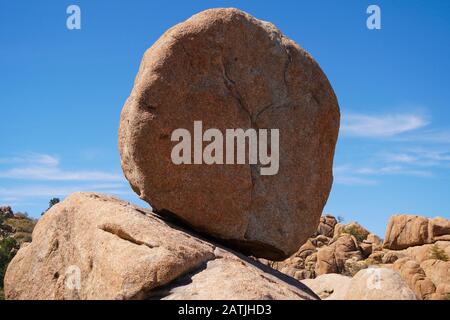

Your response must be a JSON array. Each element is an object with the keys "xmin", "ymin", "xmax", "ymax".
[
  {"xmin": 119, "ymin": 8, "xmax": 340, "ymax": 260},
  {"xmin": 4, "ymin": 192, "xmax": 318, "ymax": 300}
]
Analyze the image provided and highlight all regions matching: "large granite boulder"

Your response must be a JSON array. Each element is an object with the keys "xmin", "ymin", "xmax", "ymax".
[{"xmin": 118, "ymin": 8, "xmax": 340, "ymax": 260}]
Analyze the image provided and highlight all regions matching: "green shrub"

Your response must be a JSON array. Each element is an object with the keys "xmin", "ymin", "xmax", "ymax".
[
  {"xmin": 430, "ymin": 244, "xmax": 449, "ymax": 262},
  {"xmin": 0, "ymin": 237, "xmax": 18, "ymax": 298},
  {"xmin": 342, "ymin": 225, "xmax": 367, "ymax": 242},
  {"xmin": 42, "ymin": 197, "xmax": 60, "ymax": 216}
]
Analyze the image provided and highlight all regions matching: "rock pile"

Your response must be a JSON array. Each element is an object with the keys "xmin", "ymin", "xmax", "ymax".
[{"xmin": 262, "ymin": 214, "xmax": 450, "ymax": 300}]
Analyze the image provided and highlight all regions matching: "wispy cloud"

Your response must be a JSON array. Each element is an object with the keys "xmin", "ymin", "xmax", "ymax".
[
  {"xmin": 355, "ymin": 165, "xmax": 432, "ymax": 177},
  {"xmin": 0, "ymin": 153, "xmax": 122, "ymax": 181},
  {"xmin": 333, "ymin": 162, "xmax": 433, "ymax": 186},
  {"xmin": 0, "ymin": 183, "xmax": 131, "ymax": 199},
  {"xmin": 341, "ymin": 112, "xmax": 429, "ymax": 138},
  {"xmin": 334, "ymin": 165, "xmax": 378, "ymax": 186},
  {"xmin": 381, "ymin": 148, "xmax": 450, "ymax": 167},
  {"xmin": 0, "ymin": 167, "xmax": 122, "ymax": 181},
  {"xmin": 0, "ymin": 184, "xmax": 133, "ymax": 209},
  {"xmin": 0, "ymin": 152, "xmax": 130, "ymax": 209},
  {"xmin": 394, "ymin": 129, "xmax": 450, "ymax": 144},
  {"xmin": 0, "ymin": 153, "xmax": 59, "ymax": 166}
]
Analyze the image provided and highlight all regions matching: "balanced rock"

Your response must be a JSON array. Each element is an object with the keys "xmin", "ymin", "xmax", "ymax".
[
  {"xmin": 4, "ymin": 193, "xmax": 318, "ymax": 300},
  {"xmin": 118, "ymin": 8, "xmax": 340, "ymax": 260}
]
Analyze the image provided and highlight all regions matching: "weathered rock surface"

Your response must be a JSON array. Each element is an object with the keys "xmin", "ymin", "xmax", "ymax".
[
  {"xmin": 4, "ymin": 193, "xmax": 318, "ymax": 300},
  {"xmin": 263, "ymin": 214, "xmax": 450, "ymax": 300},
  {"xmin": 429, "ymin": 217, "xmax": 450, "ymax": 242},
  {"xmin": 392, "ymin": 257, "xmax": 436, "ymax": 300},
  {"xmin": 420, "ymin": 259, "xmax": 450, "ymax": 291},
  {"xmin": 314, "ymin": 215, "xmax": 337, "ymax": 238},
  {"xmin": 384, "ymin": 214, "xmax": 450, "ymax": 249},
  {"xmin": 159, "ymin": 248, "xmax": 318, "ymax": 300},
  {"xmin": 301, "ymin": 273, "xmax": 351, "ymax": 300},
  {"xmin": 397, "ymin": 241, "xmax": 450, "ymax": 263},
  {"xmin": 316, "ymin": 234, "xmax": 362, "ymax": 276},
  {"xmin": 118, "ymin": 8, "xmax": 340, "ymax": 260},
  {"xmin": 344, "ymin": 268, "xmax": 417, "ymax": 300}
]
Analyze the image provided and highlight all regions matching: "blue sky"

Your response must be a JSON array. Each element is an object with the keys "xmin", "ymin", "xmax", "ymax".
[{"xmin": 1, "ymin": 0, "xmax": 449, "ymax": 237}]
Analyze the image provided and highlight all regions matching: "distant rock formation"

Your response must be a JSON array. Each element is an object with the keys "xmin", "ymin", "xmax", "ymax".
[
  {"xmin": 384, "ymin": 214, "xmax": 450, "ymax": 249},
  {"xmin": 262, "ymin": 213, "xmax": 450, "ymax": 300}
]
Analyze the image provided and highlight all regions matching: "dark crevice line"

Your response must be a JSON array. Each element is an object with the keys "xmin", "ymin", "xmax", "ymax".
[{"xmin": 99, "ymin": 224, "xmax": 158, "ymax": 249}]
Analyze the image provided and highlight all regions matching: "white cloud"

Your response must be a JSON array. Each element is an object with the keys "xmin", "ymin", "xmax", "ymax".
[
  {"xmin": 355, "ymin": 165, "xmax": 432, "ymax": 177},
  {"xmin": 0, "ymin": 153, "xmax": 122, "ymax": 181},
  {"xmin": 0, "ymin": 167, "xmax": 122, "ymax": 181},
  {"xmin": 381, "ymin": 148, "xmax": 450, "ymax": 167},
  {"xmin": 0, "ymin": 153, "xmax": 59, "ymax": 166},
  {"xmin": 0, "ymin": 152, "xmax": 139, "ymax": 215},
  {"xmin": 333, "ymin": 165, "xmax": 378, "ymax": 186},
  {"xmin": 0, "ymin": 183, "xmax": 132, "ymax": 201},
  {"xmin": 333, "ymin": 161, "xmax": 433, "ymax": 186},
  {"xmin": 341, "ymin": 112, "xmax": 428, "ymax": 138},
  {"xmin": 334, "ymin": 175, "xmax": 378, "ymax": 186},
  {"xmin": 394, "ymin": 129, "xmax": 450, "ymax": 144},
  {"xmin": 384, "ymin": 153, "xmax": 417, "ymax": 163}
]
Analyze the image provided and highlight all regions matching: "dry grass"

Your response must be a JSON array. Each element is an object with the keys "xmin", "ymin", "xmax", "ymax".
[
  {"xmin": 5, "ymin": 217, "xmax": 36, "ymax": 234},
  {"xmin": 342, "ymin": 225, "xmax": 367, "ymax": 242},
  {"xmin": 430, "ymin": 244, "xmax": 449, "ymax": 262}
]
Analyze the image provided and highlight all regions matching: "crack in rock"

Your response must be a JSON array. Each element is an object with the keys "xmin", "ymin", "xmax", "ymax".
[{"xmin": 99, "ymin": 223, "xmax": 159, "ymax": 249}]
